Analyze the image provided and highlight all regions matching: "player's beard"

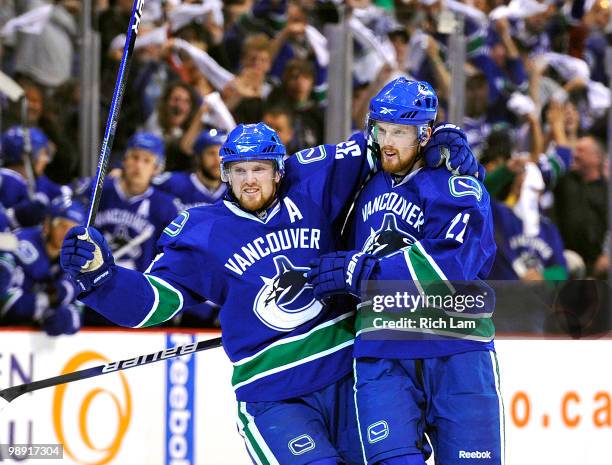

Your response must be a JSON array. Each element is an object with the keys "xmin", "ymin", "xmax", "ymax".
[
  {"xmin": 380, "ymin": 144, "xmax": 420, "ymax": 176},
  {"xmin": 234, "ymin": 181, "xmax": 278, "ymax": 212},
  {"xmin": 198, "ymin": 166, "xmax": 219, "ymax": 182}
]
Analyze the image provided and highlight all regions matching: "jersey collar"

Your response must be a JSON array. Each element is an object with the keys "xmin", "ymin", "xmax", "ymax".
[
  {"xmin": 222, "ymin": 199, "xmax": 282, "ymax": 224},
  {"xmin": 189, "ymin": 173, "xmax": 226, "ymax": 200},
  {"xmin": 389, "ymin": 167, "xmax": 422, "ymax": 188},
  {"xmin": 113, "ymin": 178, "xmax": 154, "ymax": 203}
]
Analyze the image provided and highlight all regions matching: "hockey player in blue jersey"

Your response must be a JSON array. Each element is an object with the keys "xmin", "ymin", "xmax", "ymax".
[
  {"xmin": 60, "ymin": 120, "xmax": 481, "ymax": 462},
  {"xmin": 76, "ymin": 132, "xmax": 178, "ymax": 272},
  {"xmin": 61, "ymin": 123, "xmax": 378, "ymax": 465},
  {"xmin": 153, "ymin": 129, "xmax": 228, "ymax": 211},
  {"xmin": 307, "ymin": 78, "xmax": 503, "ymax": 465},
  {"xmin": 0, "ymin": 197, "xmax": 85, "ymax": 336},
  {"xmin": 0, "ymin": 126, "xmax": 68, "ymax": 228}
]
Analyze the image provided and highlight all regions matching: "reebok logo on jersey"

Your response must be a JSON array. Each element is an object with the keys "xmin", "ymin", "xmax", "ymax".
[
  {"xmin": 345, "ymin": 252, "xmax": 364, "ymax": 287},
  {"xmin": 459, "ymin": 450, "xmax": 492, "ymax": 459}
]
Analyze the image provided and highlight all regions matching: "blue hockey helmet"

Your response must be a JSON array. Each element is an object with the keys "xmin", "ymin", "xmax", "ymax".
[
  {"xmin": 220, "ymin": 123, "xmax": 286, "ymax": 182},
  {"xmin": 0, "ymin": 126, "xmax": 49, "ymax": 166},
  {"xmin": 126, "ymin": 132, "xmax": 165, "ymax": 166},
  {"xmin": 193, "ymin": 128, "xmax": 226, "ymax": 155},
  {"xmin": 49, "ymin": 196, "xmax": 86, "ymax": 225},
  {"xmin": 367, "ymin": 77, "xmax": 438, "ymax": 146}
]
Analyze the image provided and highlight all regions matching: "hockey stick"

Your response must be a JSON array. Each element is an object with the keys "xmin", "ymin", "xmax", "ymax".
[
  {"xmin": 0, "ymin": 336, "xmax": 222, "ymax": 412},
  {"xmin": 86, "ymin": 0, "xmax": 144, "ymax": 227}
]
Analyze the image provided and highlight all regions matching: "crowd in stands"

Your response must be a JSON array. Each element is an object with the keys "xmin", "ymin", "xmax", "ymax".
[{"xmin": 0, "ymin": 0, "xmax": 609, "ymax": 335}]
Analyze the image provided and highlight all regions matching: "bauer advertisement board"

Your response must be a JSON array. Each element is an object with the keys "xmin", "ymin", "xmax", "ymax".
[{"xmin": 0, "ymin": 330, "xmax": 611, "ymax": 464}]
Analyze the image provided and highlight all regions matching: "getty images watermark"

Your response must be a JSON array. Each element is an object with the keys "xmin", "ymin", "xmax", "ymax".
[
  {"xmin": 358, "ymin": 281, "xmax": 495, "ymax": 340},
  {"xmin": 369, "ymin": 291, "xmax": 488, "ymax": 331}
]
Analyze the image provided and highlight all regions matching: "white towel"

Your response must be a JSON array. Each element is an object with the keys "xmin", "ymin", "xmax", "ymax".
[
  {"xmin": 1, "ymin": 4, "xmax": 53, "ymax": 38},
  {"xmin": 135, "ymin": 26, "xmax": 168, "ymax": 49},
  {"xmin": 513, "ymin": 161, "xmax": 545, "ymax": 237},
  {"xmin": 507, "ymin": 92, "xmax": 537, "ymax": 116},
  {"xmin": 539, "ymin": 52, "xmax": 590, "ymax": 81},
  {"xmin": 173, "ymin": 38, "xmax": 234, "ymax": 91},
  {"xmin": 169, "ymin": 0, "xmax": 223, "ymax": 32},
  {"xmin": 202, "ymin": 91, "xmax": 236, "ymax": 133},
  {"xmin": 446, "ymin": 0, "xmax": 488, "ymax": 25},
  {"xmin": 489, "ymin": 0, "xmax": 549, "ymax": 20},
  {"xmin": 110, "ymin": 27, "xmax": 167, "ymax": 54},
  {"xmin": 587, "ymin": 80, "xmax": 611, "ymax": 116},
  {"xmin": 305, "ymin": 25, "xmax": 329, "ymax": 67}
]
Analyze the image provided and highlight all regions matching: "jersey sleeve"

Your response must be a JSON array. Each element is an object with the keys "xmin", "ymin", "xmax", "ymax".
[
  {"xmin": 285, "ymin": 132, "xmax": 377, "ymax": 222},
  {"xmin": 81, "ymin": 212, "xmax": 226, "ymax": 328},
  {"xmin": 375, "ymin": 175, "xmax": 496, "ymax": 294}
]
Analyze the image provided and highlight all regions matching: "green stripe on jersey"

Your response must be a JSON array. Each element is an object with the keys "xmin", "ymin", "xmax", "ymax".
[
  {"xmin": 137, "ymin": 275, "xmax": 183, "ymax": 327},
  {"xmin": 232, "ymin": 313, "xmax": 355, "ymax": 389},
  {"xmin": 407, "ymin": 243, "xmax": 454, "ymax": 296},
  {"xmin": 237, "ymin": 403, "xmax": 273, "ymax": 465}
]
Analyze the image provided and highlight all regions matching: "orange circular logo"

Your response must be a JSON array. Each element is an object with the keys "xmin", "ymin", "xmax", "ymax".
[{"xmin": 53, "ymin": 351, "xmax": 132, "ymax": 465}]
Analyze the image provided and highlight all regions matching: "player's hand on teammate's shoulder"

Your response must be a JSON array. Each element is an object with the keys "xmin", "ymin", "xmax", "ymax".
[
  {"xmin": 423, "ymin": 122, "xmax": 485, "ymax": 180},
  {"xmin": 60, "ymin": 226, "xmax": 115, "ymax": 294},
  {"xmin": 307, "ymin": 250, "xmax": 379, "ymax": 300}
]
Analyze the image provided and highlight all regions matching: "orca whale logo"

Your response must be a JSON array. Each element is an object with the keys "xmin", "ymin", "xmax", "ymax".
[
  {"xmin": 253, "ymin": 255, "xmax": 323, "ymax": 331},
  {"xmin": 362, "ymin": 213, "xmax": 417, "ymax": 257}
]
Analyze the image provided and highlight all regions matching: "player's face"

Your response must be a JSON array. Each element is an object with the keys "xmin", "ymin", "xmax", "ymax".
[
  {"xmin": 372, "ymin": 121, "xmax": 422, "ymax": 175},
  {"xmin": 122, "ymin": 149, "xmax": 159, "ymax": 191},
  {"xmin": 198, "ymin": 145, "xmax": 221, "ymax": 180},
  {"xmin": 227, "ymin": 160, "xmax": 280, "ymax": 212}
]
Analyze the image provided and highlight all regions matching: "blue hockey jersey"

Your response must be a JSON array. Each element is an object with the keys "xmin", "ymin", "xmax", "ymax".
[
  {"xmin": 0, "ymin": 169, "xmax": 68, "ymax": 208},
  {"xmin": 77, "ymin": 177, "xmax": 178, "ymax": 272},
  {"xmin": 488, "ymin": 201, "xmax": 567, "ymax": 280},
  {"xmin": 0, "ymin": 227, "xmax": 77, "ymax": 323},
  {"xmin": 349, "ymin": 167, "xmax": 497, "ymax": 359},
  {"xmin": 152, "ymin": 171, "xmax": 227, "ymax": 211},
  {"xmin": 81, "ymin": 134, "xmax": 376, "ymax": 401}
]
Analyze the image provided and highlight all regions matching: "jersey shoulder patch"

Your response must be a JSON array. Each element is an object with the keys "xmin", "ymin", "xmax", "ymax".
[
  {"xmin": 448, "ymin": 175, "xmax": 483, "ymax": 202},
  {"xmin": 15, "ymin": 239, "xmax": 39, "ymax": 265},
  {"xmin": 163, "ymin": 210, "xmax": 190, "ymax": 237},
  {"xmin": 295, "ymin": 145, "xmax": 327, "ymax": 164}
]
